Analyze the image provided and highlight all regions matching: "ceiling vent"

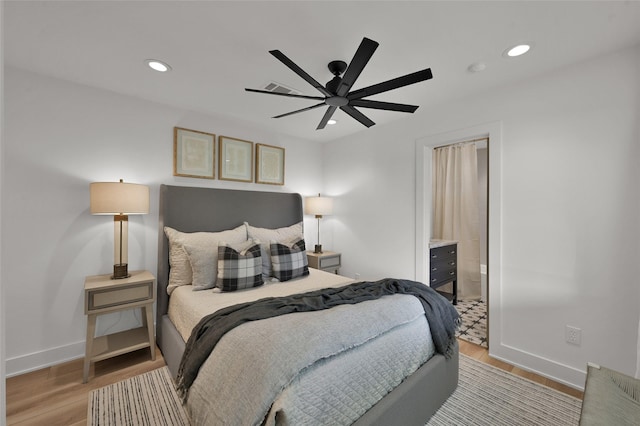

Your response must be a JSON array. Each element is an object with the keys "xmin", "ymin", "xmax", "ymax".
[{"xmin": 263, "ymin": 81, "xmax": 299, "ymax": 95}]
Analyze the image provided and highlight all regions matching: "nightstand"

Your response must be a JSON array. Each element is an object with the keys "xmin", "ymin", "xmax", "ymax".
[
  {"xmin": 307, "ymin": 251, "xmax": 341, "ymax": 274},
  {"xmin": 83, "ymin": 270, "xmax": 156, "ymax": 383}
]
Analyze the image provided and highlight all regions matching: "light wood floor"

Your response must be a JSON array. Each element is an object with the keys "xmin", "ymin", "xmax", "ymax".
[
  {"xmin": 6, "ymin": 340, "xmax": 583, "ymax": 425},
  {"xmin": 6, "ymin": 347, "xmax": 165, "ymax": 426}
]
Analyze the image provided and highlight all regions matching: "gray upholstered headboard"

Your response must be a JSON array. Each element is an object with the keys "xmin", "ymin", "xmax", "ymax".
[{"xmin": 156, "ymin": 184, "xmax": 303, "ymax": 329}]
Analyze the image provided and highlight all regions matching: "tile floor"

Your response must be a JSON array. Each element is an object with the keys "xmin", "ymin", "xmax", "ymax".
[{"xmin": 455, "ymin": 299, "xmax": 487, "ymax": 348}]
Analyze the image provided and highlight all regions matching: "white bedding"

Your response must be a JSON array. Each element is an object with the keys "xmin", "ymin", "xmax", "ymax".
[{"xmin": 168, "ymin": 268, "xmax": 355, "ymax": 341}]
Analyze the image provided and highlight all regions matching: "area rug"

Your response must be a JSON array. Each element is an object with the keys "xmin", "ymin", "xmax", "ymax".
[
  {"xmin": 88, "ymin": 367, "xmax": 190, "ymax": 426},
  {"xmin": 456, "ymin": 299, "xmax": 488, "ymax": 348},
  {"xmin": 427, "ymin": 355, "xmax": 582, "ymax": 425},
  {"xmin": 88, "ymin": 356, "xmax": 582, "ymax": 426}
]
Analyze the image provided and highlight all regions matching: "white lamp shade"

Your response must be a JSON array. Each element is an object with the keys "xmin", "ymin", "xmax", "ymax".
[
  {"xmin": 304, "ymin": 195, "xmax": 333, "ymax": 216},
  {"xmin": 90, "ymin": 181, "xmax": 150, "ymax": 215}
]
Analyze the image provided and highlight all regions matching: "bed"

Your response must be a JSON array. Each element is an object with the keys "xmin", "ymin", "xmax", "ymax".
[{"xmin": 156, "ymin": 184, "xmax": 459, "ymax": 425}]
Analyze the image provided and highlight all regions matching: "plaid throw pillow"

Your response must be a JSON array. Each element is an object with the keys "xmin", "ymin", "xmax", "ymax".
[
  {"xmin": 270, "ymin": 238, "xmax": 309, "ymax": 282},
  {"xmin": 217, "ymin": 242, "xmax": 264, "ymax": 292}
]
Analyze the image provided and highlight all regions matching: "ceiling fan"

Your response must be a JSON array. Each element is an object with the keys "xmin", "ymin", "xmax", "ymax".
[{"xmin": 245, "ymin": 37, "xmax": 433, "ymax": 130}]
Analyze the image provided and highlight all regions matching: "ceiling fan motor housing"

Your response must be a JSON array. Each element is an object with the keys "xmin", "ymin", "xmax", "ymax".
[
  {"xmin": 326, "ymin": 61, "xmax": 347, "ymax": 94},
  {"xmin": 328, "ymin": 60, "xmax": 347, "ymax": 76}
]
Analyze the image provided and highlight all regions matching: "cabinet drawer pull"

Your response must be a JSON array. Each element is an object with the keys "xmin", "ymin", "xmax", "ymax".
[
  {"xmin": 431, "ymin": 254, "xmax": 438, "ymax": 259},
  {"xmin": 449, "ymin": 271, "xmax": 455, "ymax": 276},
  {"xmin": 449, "ymin": 250, "xmax": 456, "ymax": 255},
  {"xmin": 431, "ymin": 278, "xmax": 437, "ymax": 282},
  {"xmin": 449, "ymin": 261, "xmax": 456, "ymax": 266},
  {"xmin": 431, "ymin": 267, "xmax": 437, "ymax": 272}
]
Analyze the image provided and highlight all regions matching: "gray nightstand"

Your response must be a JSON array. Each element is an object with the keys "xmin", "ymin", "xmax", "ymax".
[
  {"xmin": 307, "ymin": 251, "xmax": 341, "ymax": 274},
  {"xmin": 83, "ymin": 270, "xmax": 156, "ymax": 383}
]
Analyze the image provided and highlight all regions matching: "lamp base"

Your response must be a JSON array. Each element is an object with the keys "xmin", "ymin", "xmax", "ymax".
[
  {"xmin": 111, "ymin": 263, "xmax": 130, "ymax": 280},
  {"xmin": 314, "ymin": 244, "xmax": 323, "ymax": 254}
]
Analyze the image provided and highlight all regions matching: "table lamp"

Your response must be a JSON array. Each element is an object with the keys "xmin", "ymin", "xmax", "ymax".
[
  {"xmin": 304, "ymin": 193, "xmax": 333, "ymax": 253},
  {"xmin": 90, "ymin": 179, "xmax": 149, "ymax": 279}
]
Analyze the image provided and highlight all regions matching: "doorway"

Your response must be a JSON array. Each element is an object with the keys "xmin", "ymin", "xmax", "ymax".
[
  {"xmin": 431, "ymin": 138, "xmax": 488, "ymax": 347},
  {"xmin": 414, "ymin": 121, "xmax": 502, "ymax": 353}
]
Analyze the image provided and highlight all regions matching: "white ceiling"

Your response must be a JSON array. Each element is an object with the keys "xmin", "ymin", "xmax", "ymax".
[{"xmin": 5, "ymin": 1, "xmax": 640, "ymax": 142}]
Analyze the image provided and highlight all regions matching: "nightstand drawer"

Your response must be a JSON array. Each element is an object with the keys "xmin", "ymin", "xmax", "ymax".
[
  {"xmin": 87, "ymin": 282, "xmax": 153, "ymax": 311},
  {"xmin": 307, "ymin": 251, "xmax": 341, "ymax": 273},
  {"xmin": 319, "ymin": 255, "xmax": 341, "ymax": 268}
]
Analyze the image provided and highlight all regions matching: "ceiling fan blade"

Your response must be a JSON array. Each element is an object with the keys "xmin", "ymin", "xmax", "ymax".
[
  {"xmin": 245, "ymin": 88, "xmax": 325, "ymax": 101},
  {"xmin": 347, "ymin": 68, "xmax": 433, "ymax": 101},
  {"xmin": 349, "ymin": 99, "xmax": 419, "ymax": 113},
  {"xmin": 336, "ymin": 37, "xmax": 379, "ymax": 97},
  {"xmin": 340, "ymin": 105, "xmax": 375, "ymax": 128},
  {"xmin": 273, "ymin": 103, "xmax": 326, "ymax": 119},
  {"xmin": 270, "ymin": 50, "xmax": 333, "ymax": 97},
  {"xmin": 317, "ymin": 106, "xmax": 338, "ymax": 130}
]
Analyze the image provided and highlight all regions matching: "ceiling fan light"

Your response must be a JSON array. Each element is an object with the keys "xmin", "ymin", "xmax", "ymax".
[{"xmin": 146, "ymin": 59, "xmax": 171, "ymax": 72}]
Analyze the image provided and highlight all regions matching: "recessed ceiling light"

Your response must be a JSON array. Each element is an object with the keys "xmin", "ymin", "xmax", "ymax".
[
  {"xmin": 145, "ymin": 59, "xmax": 172, "ymax": 72},
  {"xmin": 503, "ymin": 44, "xmax": 532, "ymax": 58},
  {"xmin": 327, "ymin": 119, "xmax": 337, "ymax": 125}
]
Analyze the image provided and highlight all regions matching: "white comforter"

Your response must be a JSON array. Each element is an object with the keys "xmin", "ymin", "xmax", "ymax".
[{"xmin": 168, "ymin": 268, "xmax": 355, "ymax": 341}]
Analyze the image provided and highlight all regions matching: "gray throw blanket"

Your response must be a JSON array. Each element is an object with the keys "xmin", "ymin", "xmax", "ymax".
[{"xmin": 176, "ymin": 278, "xmax": 460, "ymax": 400}]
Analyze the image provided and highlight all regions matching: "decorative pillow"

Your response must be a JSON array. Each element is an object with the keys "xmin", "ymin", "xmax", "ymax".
[
  {"xmin": 217, "ymin": 240, "xmax": 264, "ymax": 292},
  {"xmin": 246, "ymin": 221, "xmax": 304, "ymax": 279},
  {"xmin": 270, "ymin": 238, "xmax": 309, "ymax": 282},
  {"xmin": 164, "ymin": 225, "xmax": 247, "ymax": 294}
]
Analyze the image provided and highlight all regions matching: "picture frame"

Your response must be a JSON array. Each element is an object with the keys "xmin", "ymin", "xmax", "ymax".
[
  {"xmin": 173, "ymin": 127, "xmax": 215, "ymax": 179},
  {"xmin": 218, "ymin": 136, "xmax": 254, "ymax": 182},
  {"xmin": 255, "ymin": 143, "xmax": 285, "ymax": 185}
]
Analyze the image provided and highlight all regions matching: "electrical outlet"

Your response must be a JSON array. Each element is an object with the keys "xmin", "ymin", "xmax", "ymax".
[{"xmin": 565, "ymin": 325, "xmax": 582, "ymax": 346}]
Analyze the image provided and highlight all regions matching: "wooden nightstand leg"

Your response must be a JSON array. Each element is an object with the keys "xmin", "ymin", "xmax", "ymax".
[
  {"xmin": 84, "ymin": 314, "xmax": 97, "ymax": 383},
  {"xmin": 144, "ymin": 304, "xmax": 156, "ymax": 361}
]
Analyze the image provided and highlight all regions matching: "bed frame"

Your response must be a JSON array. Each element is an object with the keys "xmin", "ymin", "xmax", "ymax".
[{"xmin": 156, "ymin": 184, "xmax": 458, "ymax": 425}]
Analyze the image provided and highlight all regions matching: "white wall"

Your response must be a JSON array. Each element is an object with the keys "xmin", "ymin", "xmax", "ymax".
[
  {"xmin": 324, "ymin": 45, "xmax": 640, "ymax": 389},
  {"xmin": 3, "ymin": 67, "xmax": 325, "ymax": 375},
  {"xmin": 1, "ymin": 1, "xmax": 7, "ymax": 423}
]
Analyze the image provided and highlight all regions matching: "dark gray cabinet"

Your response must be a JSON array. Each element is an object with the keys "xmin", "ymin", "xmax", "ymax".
[{"xmin": 429, "ymin": 243, "xmax": 457, "ymax": 305}]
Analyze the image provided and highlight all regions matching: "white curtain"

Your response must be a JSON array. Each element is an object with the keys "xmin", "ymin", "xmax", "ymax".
[{"xmin": 432, "ymin": 142, "xmax": 482, "ymax": 300}]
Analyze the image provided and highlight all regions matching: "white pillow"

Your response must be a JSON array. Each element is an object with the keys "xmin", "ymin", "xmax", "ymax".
[
  {"xmin": 164, "ymin": 225, "xmax": 247, "ymax": 294},
  {"xmin": 246, "ymin": 221, "xmax": 303, "ymax": 279}
]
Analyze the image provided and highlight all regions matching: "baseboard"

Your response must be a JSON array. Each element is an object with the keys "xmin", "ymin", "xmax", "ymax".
[
  {"xmin": 6, "ymin": 341, "xmax": 84, "ymax": 377},
  {"xmin": 490, "ymin": 342, "xmax": 587, "ymax": 391}
]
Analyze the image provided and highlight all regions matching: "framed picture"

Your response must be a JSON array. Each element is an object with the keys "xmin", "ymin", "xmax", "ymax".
[
  {"xmin": 255, "ymin": 143, "xmax": 285, "ymax": 185},
  {"xmin": 218, "ymin": 136, "xmax": 253, "ymax": 182},
  {"xmin": 173, "ymin": 127, "xmax": 215, "ymax": 179}
]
